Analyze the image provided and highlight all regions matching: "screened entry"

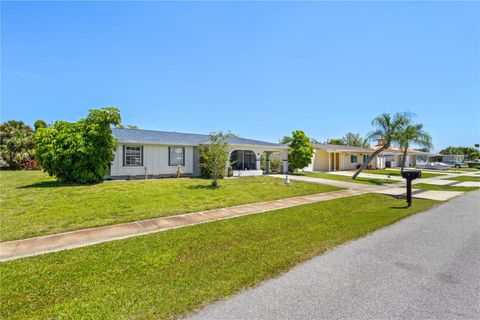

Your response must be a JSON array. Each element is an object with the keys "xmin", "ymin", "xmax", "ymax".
[{"xmin": 230, "ymin": 150, "xmax": 256, "ymax": 170}]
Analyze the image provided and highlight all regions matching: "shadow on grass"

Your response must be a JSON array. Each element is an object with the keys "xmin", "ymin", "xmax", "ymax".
[
  {"xmin": 18, "ymin": 181, "xmax": 101, "ymax": 189},
  {"xmin": 389, "ymin": 205, "xmax": 409, "ymax": 209},
  {"xmin": 184, "ymin": 184, "xmax": 220, "ymax": 190}
]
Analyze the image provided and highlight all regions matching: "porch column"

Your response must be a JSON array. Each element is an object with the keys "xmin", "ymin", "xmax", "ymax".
[
  {"xmin": 328, "ymin": 152, "xmax": 331, "ymax": 172},
  {"xmin": 333, "ymin": 152, "xmax": 337, "ymax": 171},
  {"xmin": 255, "ymin": 153, "xmax": 261, "ymax": 171},
  {"xmin": 265, "ymin": 152, "xmax": 271, "ymax": 174}
]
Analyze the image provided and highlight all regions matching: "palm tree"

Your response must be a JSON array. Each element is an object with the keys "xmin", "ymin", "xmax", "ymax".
[
  {"xmin": 398, "ymin": 123, "xmax": 432, "ymax": 172},
  {"xmin": 352, "ymin": 112, "xmax": 412, "ymax": 179}
]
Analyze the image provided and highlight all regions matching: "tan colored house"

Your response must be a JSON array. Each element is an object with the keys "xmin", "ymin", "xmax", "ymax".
[{"xmin": 304, "ymin": 144, "xmax": 382, "ymax": 172}]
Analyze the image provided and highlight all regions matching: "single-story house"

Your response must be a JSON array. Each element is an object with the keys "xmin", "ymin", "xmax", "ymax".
[
  {"xmin": 427, "ymin": 154, "xmax": 465, "ymax": 163},
  {"xmin": 303, "ymin": 144, "xmax": 381, "ymax": 172},
  {"xmin": 372, "ymin": 145, "xmax": 430, "ymax": 168},
  {"xmin": 110, "ymin": 128, "xmax": 289, "ymax": 179}
]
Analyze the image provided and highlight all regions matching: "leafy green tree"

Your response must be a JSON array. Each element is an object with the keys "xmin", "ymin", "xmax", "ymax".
[
  {"xmin": 279, "ymin": 136, "xmax": 293, "ymax": 144},
  {"xmin": 327, "ymin": 138, "xmax": 344, "ymax": 145},
  {"xmin": 288, "ymin": 130, "xmax": 314, "ymax": 172},
  {"xmin": 199, "ymin": 132, "xmax": 232, "ymax": 188},
  {"xmin": 35, "ymin": 107, "xmax": 121, "ymax": 183},
  {"xmin": 34, "ymin": 120, "xmax": 47, "ymax": 131},
  {"xmin": 352, "ymin": 112, "xmax": 412, "ymax": 179},
  {"xmin": 341, "ymin": 132, "xmax": 370, "ymax": 147},
  {"xmin": 398, "ymin": 124, "xmax": 432, "ymax": 172},
  {"xmin": 0, "ymin": 120, "xmax": 35, "ymax": 169},
  {"xmin": 440, "ymin": 146, "xmax": 480, "ymax": 160}
]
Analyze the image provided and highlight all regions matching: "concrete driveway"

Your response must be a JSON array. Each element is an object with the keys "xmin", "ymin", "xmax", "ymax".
[{"xmin": 188, "ymin": 190, "xmax": 480, "ymax": 320}]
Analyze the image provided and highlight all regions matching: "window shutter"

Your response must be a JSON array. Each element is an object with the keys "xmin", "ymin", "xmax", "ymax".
[
  {"xmin": 141, "ymin": 146, "xmax": 144, "ymax": 166},
  {"xmin": 122, "ymin": 145, "xmax": 125, "ymax": 166},
  {"xmin": 182, "ymin": 147, "xmax": 185, "ymax": 166},
  {"xmin": 168, "ymin": 147, "xmax": 171, "ymax": 166}
]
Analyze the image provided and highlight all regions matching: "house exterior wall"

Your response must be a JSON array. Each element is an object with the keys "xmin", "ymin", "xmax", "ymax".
[
  {"xmin": 110, "ymin": 144, "xmax": 195, "ymax": 178},
  {"xmin": 312, "ymin": 149, "xmax": 329, "ymax": 171}
]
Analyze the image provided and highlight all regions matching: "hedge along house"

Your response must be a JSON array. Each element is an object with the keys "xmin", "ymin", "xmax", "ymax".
[
  {"xmin": 303, "ymin": 144, "xmax": 382, "ymax": 172},
  {"xmin": 109, "ymin": 128, "xmax": 289, "ymax": 179}
]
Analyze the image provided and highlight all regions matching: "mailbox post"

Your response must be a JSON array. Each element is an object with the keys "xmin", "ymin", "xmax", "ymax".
[{"xmin": 401, "ymin": 170, "xmax": 422, "ymax": 207}]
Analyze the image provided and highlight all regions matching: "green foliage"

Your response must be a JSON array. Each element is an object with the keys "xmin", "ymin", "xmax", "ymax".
[
  {"xmin": 260, "ymin": 152, "xmax": 282, "ymax": 173},
  {"xmin": 341, "ymin": 132, "xmax": 370, "ymax": 147},
  {"xmin": 34, "ymin": 107, "xmax": 121, "ymax": 184},
  {"xmin": 397, "ymin": 123, "xmax": 432, "ymax": 171},
  {"xmin": 33, "ymin": 120, "xmax": 47, "ymax": 131},
  {"xmin": 353, "ymin": 112, "xmax": 413, "ymax": 179},
  {"xmin": 440, "ymin": 146, "xmax": 480, "ymax": 160},
  {"xmin": 0, "ymin": 120, "xmax": 36, "ymax": 169},
  {"xmin": 199, "ymin": 132, "xmax": 232, "ymax": 187},
  {"xmin": 327, "ymin": 138, "xmax": 344, "ymax": 145},
  {"xmin": 279, "ymin": 136, "xmax": 293, "ymax": 144},
  {"xmin": 288, "ymin": 130, "xmax": 314, "ymax": 172}
]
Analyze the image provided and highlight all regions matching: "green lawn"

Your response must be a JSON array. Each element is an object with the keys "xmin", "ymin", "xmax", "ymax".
[
  {"xmin": 0, "ymin": 171, "xmax": 340, "ymax": 241},
  {"xmin": 0, "ymin": 193, "xmax": 437, "ymax": 320},
  {"xmin": 415, "ymin": 183, "xmax": 479, "ymax": 192},
  {"xmin": 445, "ymin": 175, "xmax": 480, "ymax": 182},
  {"xmin": 296, "ymin": 171, "xmax": 398, "ymax": 185},
  {"xmin": 362, "ymin": 169, "xmax": 445, "ymax": 179}
]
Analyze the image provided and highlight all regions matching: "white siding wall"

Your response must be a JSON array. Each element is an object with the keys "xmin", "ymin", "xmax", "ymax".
[{"xmin": 110, "ymin": 144, "xmax": 194, "ymax": 177}]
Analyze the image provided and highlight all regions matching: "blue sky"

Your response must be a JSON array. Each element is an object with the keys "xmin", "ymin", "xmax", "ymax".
[{"xmin": 1, "ymin": 1, "xmax": 478, "ymax": 151}]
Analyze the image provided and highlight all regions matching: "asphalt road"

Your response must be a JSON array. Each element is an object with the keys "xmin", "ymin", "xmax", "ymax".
[{"xmin": 188, "ymin": 190, "xmax": 480, "ymax": 320}]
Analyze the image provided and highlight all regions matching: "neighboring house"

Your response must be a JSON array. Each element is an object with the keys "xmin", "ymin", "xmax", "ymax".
[
  {"xmin": 110, "ymin": 128, "xmax": 289, "ymax": 179},
  {"xmin": 428, "ymin": 154, "xmax": 465, "ymax": 163},
  {"xmin": 371, "ymin": 145, "xmax": 431, "ymax": 168},
  {"xmin": 304, "ymin": 144, "xmax": 381, "ymax": 172}
]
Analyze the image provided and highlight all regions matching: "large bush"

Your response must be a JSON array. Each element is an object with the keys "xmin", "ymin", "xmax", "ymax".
[
  {"xmin": 35, "ymin": 108, "xmax": 121, "ymax": 183},
  {"xmin": 0, "ymin": 120, "xmax": 36, "ymax": 170}
]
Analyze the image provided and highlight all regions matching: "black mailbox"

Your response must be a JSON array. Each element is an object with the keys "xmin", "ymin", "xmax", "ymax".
[
  {"xmin": 401, "ymin": 170, "xmax": 422, "ymax": 207},
  {"xmin": 401, "ymin": 170, "xmax": 422, "ymax": 180}
]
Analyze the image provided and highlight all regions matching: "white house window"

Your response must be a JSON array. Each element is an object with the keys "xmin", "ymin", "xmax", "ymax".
[
  {"xmin": 351, "ymin": 155, "xmax": 358, "ymax": 163},
  {"xmin": 169, "ymin": 147, "xmax": 185, "ymax": 166},
  {"xmin": 123, "ymin": 146, "xmax": 143, "ymax": 166},
  {"xmin": 363, "ymin": 155, "xmax": 369, "ymax": 163}
]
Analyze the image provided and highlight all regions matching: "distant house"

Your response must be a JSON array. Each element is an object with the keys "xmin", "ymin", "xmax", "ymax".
[
  {"xmin": 110, "ymin": 128, "xmax": 288, "ymax": 179},
  {"xmin": 304, "ymin": 144, "xmax": 380, "ymax": 171},
  {"xmin": 371, "ymin": 145, "xmax": 431, "ymax": 168}
]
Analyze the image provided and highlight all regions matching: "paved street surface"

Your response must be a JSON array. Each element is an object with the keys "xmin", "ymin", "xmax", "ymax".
[{"xmin": 188, "ymin": 190, "xmax": 480, "ymax": 320}]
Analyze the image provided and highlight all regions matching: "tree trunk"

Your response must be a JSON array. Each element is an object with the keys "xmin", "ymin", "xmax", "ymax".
[
  {"xmin": 352, "ymin": 144, "xmax": 389, "ymax": 180},
  {"xmin": 400, "ymin": 147, "xmax": 408, "ymax": 172}
]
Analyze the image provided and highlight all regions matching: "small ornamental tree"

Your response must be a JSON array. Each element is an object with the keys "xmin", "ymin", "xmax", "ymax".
[
  {"xmin": 35, "ymin": 107, "xmax": 121, "ymax": 183},
  {"xmin": 288, "ymin": 130, "xmax": 314, "ymax": 172},
  {"xmin": 200, "ymin": 132, "xmax": 232, "ymax": 188}
]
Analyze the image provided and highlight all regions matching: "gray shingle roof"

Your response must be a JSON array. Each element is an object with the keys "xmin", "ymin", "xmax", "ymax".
[
  {"xmin": 112, "ymin": 128, "xmax": 287, "ymax": 148},
  {"xmin": 313, "ymin": 143, "xmax": 374, "ymax": 153}
]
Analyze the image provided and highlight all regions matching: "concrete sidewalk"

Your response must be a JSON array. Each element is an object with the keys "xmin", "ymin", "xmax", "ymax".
[
  {"xmin": 188, "ymin": 190, "xmax": 480, "ymax": 320},
  {"xmin": 0, "ymin": 188, "xmax": 365, "ymax": 262}
]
